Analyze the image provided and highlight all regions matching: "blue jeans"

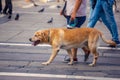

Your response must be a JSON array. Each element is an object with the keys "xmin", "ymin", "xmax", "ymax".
[
  {"xmin": 88, "ymin": 0, "xmax": 119, "ymax": 42},
  {"xmin": 66, "ymin": 16, "xmax": 86, "ymax": 28}
]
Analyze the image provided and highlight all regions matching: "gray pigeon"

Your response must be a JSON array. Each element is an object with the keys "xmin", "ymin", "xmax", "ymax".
[
  {"xmin": 38, "ymin": 8, "xmax": 45, "ymax": 12},
  {"xmin": 47, "ymin": 17, "xmax": 53, "ymax": 23},
  {"xmin": 15, "ymin": 13, "xmax": 19, "ymax": 20}
]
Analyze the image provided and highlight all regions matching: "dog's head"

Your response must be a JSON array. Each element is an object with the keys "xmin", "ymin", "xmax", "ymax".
[{"xmin": 29, "ymin": 30, "xmax": 49, "ymax": 46}]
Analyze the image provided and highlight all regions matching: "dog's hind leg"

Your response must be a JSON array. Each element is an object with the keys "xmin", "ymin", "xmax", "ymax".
[
  {"xmin": 66, "ymin": 49, "xmax": 73, "ymax": 65},
  {"xmin": 88, "ymin": 34, "xmax": 99, "ymax": 67},
  {"xmin": 89, "ymin": 47, "xmax": 99, "ymax": 67}
]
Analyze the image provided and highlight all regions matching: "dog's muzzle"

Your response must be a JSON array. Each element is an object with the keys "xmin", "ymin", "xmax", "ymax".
[
  {"xmin": 29, "ymin": 38, "xmax": 32, "ymax": 42},
  {"xmin": 29, "ymin": 38, "xmax": 40, "ymax": 46}
]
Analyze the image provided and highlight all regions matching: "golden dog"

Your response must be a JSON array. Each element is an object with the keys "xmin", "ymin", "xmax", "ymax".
[{"xmin": 29, "ymin": 27, "xmax": 116, "ymax": 66}]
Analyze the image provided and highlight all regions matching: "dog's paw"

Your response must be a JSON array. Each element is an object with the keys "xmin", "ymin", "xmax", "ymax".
[
  {"xmin": 88, "ymin": 63, "xmax": 95, "ymax": 67},
  {"xmin": 42, "ymin": 62, "xmax": 50, "ymax": 65}
]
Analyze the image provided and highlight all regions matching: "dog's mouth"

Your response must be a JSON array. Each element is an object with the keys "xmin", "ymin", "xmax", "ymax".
[{"xmin": 32, "ymin": 40, "xmax": 40, "ymax": 46}]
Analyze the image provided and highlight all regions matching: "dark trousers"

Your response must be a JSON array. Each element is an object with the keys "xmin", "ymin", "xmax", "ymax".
[
  {"xmin": 3, "ymin": 0, "xmax": 12, "ymax": 14},
  {"xmin": 0, "ymin": 0, "xmax": 2, "ymax": 12}
]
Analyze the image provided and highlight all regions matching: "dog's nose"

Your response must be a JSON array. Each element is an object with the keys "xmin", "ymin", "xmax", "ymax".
[{"xmin": 29, "ymin": 38, "xmax": 32, "ymax": 41}]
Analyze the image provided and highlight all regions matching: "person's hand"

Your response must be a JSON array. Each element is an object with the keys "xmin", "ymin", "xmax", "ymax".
[
  {"xmin": 70, "ymin": 12, "xmax": 76, "ymax": 21},
  {"xmin": 60, "ymin": 10, "xmax": 63, "ymax": 15}
]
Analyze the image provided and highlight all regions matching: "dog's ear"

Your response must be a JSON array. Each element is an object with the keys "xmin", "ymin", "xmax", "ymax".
[
  {"xmin": 41, "ymin": 32, "xmax": 45, "ymax": 36},
  {"xmin": 34, "ymin": 32, "xmax": 40, "ymax": 36},
  {"xmin": 42, "ymin": 30, "xmax": 50, "ymax": 37}
]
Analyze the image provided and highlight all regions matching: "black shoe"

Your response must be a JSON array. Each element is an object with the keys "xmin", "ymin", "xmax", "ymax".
[
  {"xmin": 3, "ymin": 12, "xmax": 8, "ymax": 15},
  {"xmin": 115, "ymin": 41, "xmax": 120, "ymax": 47},
  {"xmin": 84, "ymin": 53, "xmax": 90, "ymax": 62},
  {"xmin": 8, "ymin": 15, "xmax": 12, "ymax": 19},
  {"xmin": 108, "ymin": 44, "xmax": 116, "ymax": 48}
]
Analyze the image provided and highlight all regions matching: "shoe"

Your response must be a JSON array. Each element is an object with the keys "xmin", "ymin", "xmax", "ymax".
[
  {"xmin": 64, "ymin": 55, "xmax": 78, "ymax": 62},
  {"xmin": 115, "ymin": 41, "xmax": 120, "ymax": 47},
  {"xmin": 3, "ymin": 11, "xmax": 8, "ymax": 15},
  {"xmin": 84, "ymin": 53, "xmax": 90, "ymax": 62},
  {"xmin": 8, "ymin": 15, "xmax": 12, "ymax": 19},
  {"xmin": 67, "ymin": 25, "xmax": 74, "ymax": 29},
  {"xmin": 67, "ymin": 18, "xmax": 78, "ymax": 29}
]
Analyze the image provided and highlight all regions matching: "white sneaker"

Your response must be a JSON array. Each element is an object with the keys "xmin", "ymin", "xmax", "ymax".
[{"xmin": 67, "ymin": 25, "xmax": 74, "ymax": 29}]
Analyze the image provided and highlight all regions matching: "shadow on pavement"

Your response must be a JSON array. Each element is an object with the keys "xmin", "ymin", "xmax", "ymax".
[{"xmin": 0, "ymin": 15, "xmax": 10, "ymax": 24}]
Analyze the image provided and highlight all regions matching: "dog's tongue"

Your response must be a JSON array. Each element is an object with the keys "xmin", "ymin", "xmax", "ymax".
[
  {"xmin": 32, "ymin": 42, "xmax": 36, "ymax": 46},
  {"xmin": 32, "ymin": 40, "xmax": 40, "ymax": 46}
]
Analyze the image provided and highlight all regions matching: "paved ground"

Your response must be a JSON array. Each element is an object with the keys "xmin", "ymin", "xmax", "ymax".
[{"xmin": 0, "ymin": 0, "xmax": 120, "ymax": 80}]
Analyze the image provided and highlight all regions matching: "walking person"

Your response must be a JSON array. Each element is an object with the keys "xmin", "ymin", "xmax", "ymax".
[
  {"xmin": 87, "ymin": 0, "xmax": 120, "ymax": 46},
  {"xmin": 60, "ymin": 0, "xmax": 87, "ymax": 62},
  {"xmin": 3, "ymin": 0, "xmax": 13, "ymax": 19},
  {"xmin": 0, "ymin": 0, "xmax": 2, "ymax": 13}
]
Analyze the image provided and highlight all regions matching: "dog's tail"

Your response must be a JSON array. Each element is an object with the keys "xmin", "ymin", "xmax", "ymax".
[{"xmin": 99, "ymin": 32, "xmax": 116, "ymax": 47}]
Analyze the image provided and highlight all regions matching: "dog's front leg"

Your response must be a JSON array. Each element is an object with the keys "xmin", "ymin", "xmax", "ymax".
[
  {"xmin": 66, "ymin": 49, "xmax": 73, "ymax": 65},
  {"xmin": 42, "ymin": 48, "xmax": 59, "ymax": 65}
]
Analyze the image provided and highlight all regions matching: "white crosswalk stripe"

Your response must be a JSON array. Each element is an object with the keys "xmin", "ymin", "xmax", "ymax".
[
  {"xmin": 0, "ymin": 42, "xmax": 120, "ymax": 50},
  {"xmin": 0, "ymin": 72, "xmax": 120, "ymax": 80}
]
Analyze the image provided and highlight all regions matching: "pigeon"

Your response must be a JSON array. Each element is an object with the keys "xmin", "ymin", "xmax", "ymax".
[
  {"xmin": 47, "ymin": 17, "xmax": 53, "ymax": 23},
  {"xmin": 57, "ymin": 5, "xmax": 61, "ymax": 8},
  {"xmin": 15, "ymin": 13, "xmax": 19, "ymax": 20},
  {"xmin": 38, "ymin": 8, "xmax": 45, "ymax": 12},
  {"xmin": 30, "ymin": 0, "xmax": 38, "ymax": 7},
  {"xmin": 33, "ymin": 3, "xmax": 38, "ymax": 7}
]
